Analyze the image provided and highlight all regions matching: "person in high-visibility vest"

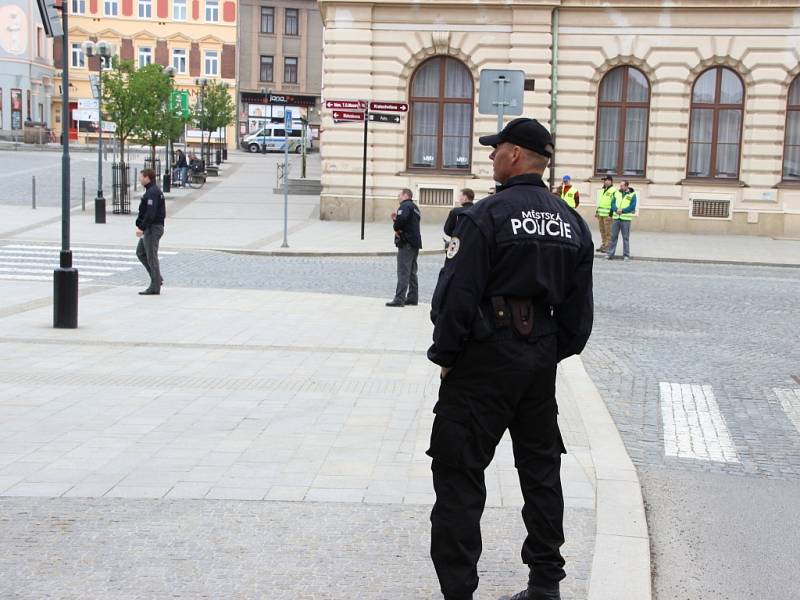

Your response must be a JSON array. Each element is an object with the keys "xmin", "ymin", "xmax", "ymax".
[
  {"xmin": 606, "ymin": 180, "xmax": 637, "ymax": 261},
  {"xmin": 559, "ymin": 175, "xmax": 580, "ymax": 208},
  {"xmin": 595, "ymin": 175, "xmax": 619, "ymax": 254}
]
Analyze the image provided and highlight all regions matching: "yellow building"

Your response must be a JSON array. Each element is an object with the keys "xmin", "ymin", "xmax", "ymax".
[
  {"xmin": 318, "ymin": 0, "xmax": 800, "ymax": 237},
  {"xmin": 54, "ymin": 0, "xmax": 238, "ymax": 147}
]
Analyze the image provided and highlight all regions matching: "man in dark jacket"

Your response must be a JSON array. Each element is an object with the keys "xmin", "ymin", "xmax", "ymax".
[
  {"xmin": 386, "ymin": 188, "xmax": 422, "ymax": 307},
  {"xmin": 427, "ymin": 118, "xmax": 594, "ymax": 600},
  {"xmin": 443, "ymin": 188, "xmax": 475, "ymax": 237},
  {"xmin": 135, "ymin": 168, "xmax": 166, "ymax": 295}
]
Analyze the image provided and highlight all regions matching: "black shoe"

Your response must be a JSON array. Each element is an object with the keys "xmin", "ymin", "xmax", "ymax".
[
  {"xmin": 405, "ymin": 301, "xmax": 418, "ymax": 306},
  {"xmin": 385, "ymin": 300, "xmax": 404, "ymax": 307},
  {"xmin": 139, "ymin": 289, "xmax": 160, "ymax": 295},
  {"xmin": 499, "ymin": 588, "xmax": 560, "ymax": 600}
]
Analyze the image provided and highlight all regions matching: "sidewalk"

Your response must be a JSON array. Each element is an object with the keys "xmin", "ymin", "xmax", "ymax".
[
  {"xmin": 1, "ymin": 150, "xmax": 798, "ymax": 266},
  {"xmin": 0, "ymin": 282, "xmax": 649, "ymax": 599}
]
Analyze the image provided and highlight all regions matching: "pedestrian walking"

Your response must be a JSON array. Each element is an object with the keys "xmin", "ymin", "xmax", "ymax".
[
  {"xmin": 386, "ymin": 188, "xmax": 422, "ymax": 307},
  {"xmin": 135, "ymin": 168, "xmax": 166, "ymax": 295},
  {"xmin": 558, "ymin": 175, "xmax": 579, "ymax": 208},
  {"xmin": 427, "ymin": 117, "xmax": 594, "ymax": 600},
  {"xmin": 443, "ymin": 188, "xmax": 475, "ymax": 237},
  {"xmin": 172, "ymin": 149, "xmax": 188, "ymax": 187},
  {"xmin": 606, "ymin": 179, "xmax": 637, "ymax": 261},
  {"xmin": 595, "ymin": 175, "xmax": 619, "ymax": 254}
]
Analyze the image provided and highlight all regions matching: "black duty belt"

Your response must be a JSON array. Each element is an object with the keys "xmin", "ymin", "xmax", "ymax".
[{"xmin": 471, "ymin": 296, "xmax": 557, "ymax": 342}]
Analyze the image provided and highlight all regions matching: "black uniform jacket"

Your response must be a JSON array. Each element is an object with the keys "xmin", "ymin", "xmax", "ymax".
[
  {"xmin": 443, "ymin": 202, "xmax": 474, "ymax": 237},
  {"xmin": 136, "ymin": 182, "xmax": 166, "ymax": 231},
  {"xmin": 393, "ymin": 199, "xmax": 422, "ymax": 249},
  {"xmin": 428, "ymin": 173, "xmax": 594, "ymax": 368}
]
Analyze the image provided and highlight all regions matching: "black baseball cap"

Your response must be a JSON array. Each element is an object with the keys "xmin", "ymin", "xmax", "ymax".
[{"xmin": 479, "ymin": 118, "xmax": 554, "ymax": 157}]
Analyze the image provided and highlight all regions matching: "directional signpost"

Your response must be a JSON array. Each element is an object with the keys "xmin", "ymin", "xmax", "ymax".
[{"xmin": 326, "ymin": 98, "xmax": 406, "ymax": 240}]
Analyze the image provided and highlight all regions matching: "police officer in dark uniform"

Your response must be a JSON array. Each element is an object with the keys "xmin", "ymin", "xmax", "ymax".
[
  {"xmin": 135, "ymin": 168, "xmax": 166, "ymax": 295},
  {"xmin": 426, "ymin": 118, "xmax": 594, "ymax": 600},
  {"xmin": 386, "ymin": 188, "xmax": 422, "ymax": 307},
  {"xmin": 443, "ymin": 188, "xmax": 475, "ymax": 237}
]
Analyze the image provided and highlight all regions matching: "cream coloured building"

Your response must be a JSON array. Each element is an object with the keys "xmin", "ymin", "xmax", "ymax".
[{"xmin": 318, "ymin": 0, "xmax": 800, "ymax": 237}]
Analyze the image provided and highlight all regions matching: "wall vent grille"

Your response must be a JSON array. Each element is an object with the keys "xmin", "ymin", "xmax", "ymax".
[
  {"xmin": 691, "ymin": 199, "xmax": 730, "ymax": 219},
  {"xmin": 419, "ymin": 187, "xmax": 454, "ymax": 207}
]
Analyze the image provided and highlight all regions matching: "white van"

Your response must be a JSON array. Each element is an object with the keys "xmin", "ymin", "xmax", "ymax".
[{"xmin": 241, "ymin": 123, "xmax": 311, "ymax": 154}]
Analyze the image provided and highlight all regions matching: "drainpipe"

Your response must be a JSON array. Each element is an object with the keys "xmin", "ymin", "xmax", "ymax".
[{"xmin": 549, "ymin": 7, "xmax": 559, "ymax": 192}]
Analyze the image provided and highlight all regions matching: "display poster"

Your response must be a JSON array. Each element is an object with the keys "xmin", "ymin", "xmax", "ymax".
[{"xmin": 10, "ymin": 88, "xmax": 22, "ymax": 130}]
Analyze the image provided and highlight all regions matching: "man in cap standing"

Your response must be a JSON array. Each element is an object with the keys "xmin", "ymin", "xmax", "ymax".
[
  {"xmin": 427, "ymin": 118, "xmax": 594, "ymax": 600},
  {"xmin": 595, "ymin": 175, "xmax": 618, "ymax": 254},
  {"xmin": 558, "ymin": 175, "xmax": 580, "ymax": 209}
]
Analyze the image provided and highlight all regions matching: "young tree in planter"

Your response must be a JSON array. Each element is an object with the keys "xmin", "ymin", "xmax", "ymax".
[
  {"xmin": 130, "ymin": 64, "xmax": 187, "ymax": 164},
  {"xmin": 194, "ymin": 81, "xmax": 235, "ymax": 164},
  {"xmin": 101, "ymin": 58, "xmax": 139, "ymax": 164}
]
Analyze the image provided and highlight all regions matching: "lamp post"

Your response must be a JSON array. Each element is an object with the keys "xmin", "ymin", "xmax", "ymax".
[
  {"xmin": 82, "ymin": 40, "xmax": 113, "ymax": 224},
  {"xmin": 259, "ymin": 87, "xmax": 270, "ymax": 154},
  {"xmin": 162, "ymin": 66, "xmax": 176, "ymax": 192},
  {"xmin": 194, "ymin": 77, "xmax": 208, "ymax": 168}
]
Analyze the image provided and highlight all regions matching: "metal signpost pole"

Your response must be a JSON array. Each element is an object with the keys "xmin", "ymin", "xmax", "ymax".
[
  {"xmin": 96, "ymin": 71, "xmax": 105, "ymax": 223},
  {"xmin": 361, "ymin": 112, "xmax": 368, "ymax": 241},
  {"xmin": 281, "ymin": 110, "xmax": 291, "ymax": 248},
  {"xmin": 495, "ymin": 74, "xmax": 507, "ymax": 133},
  {"xmin": 54, "ymin": 1, "xmax": 78, "ymax": 328}
]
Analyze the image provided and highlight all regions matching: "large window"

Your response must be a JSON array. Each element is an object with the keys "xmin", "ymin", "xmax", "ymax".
[
  {"xmin": 260, "ymin": 56, "xmax": 274, "ymax": 82},
  {"xmin": 285, "ymin": 8, "xmax": 299, "ymax": 35},
  {"xmin": 260, "ymin": 7, "xmax": 274, "ymax": 33},
  {"xmin": 173, "ymin": 0, "xmax": 187, "ymax": 20},
  {"xmin": 687, "ymin": 67, "xmax": 744, "ymax": 179},
  {"xmin": 595, "ymin": 66, "xmax": 650, "ymax": 177},
  {"xmin": 408, "ymin": 57, "xmax": 473, "ymax": 171},
  {"xmin": 172, "ymin": 48, "xmax": 187, "ymax": 74},
  {"xmin": 104, "ymin": 0, "xmax": 118, "ymax": 16},
  {"xmin": 138, "ymin": 0, "xmax": 152, "ymax": 18},
  {"xmin": 204, "ymin": 51, "xmax": 219, "ymax": 76},
  {"xmin": 284, "ymin": 57, "xmax": 297, "ymax": 83},
  {"xmin": 205, "ymin": 0, "xmax": 219, "ymax": 22},
  {"xmin": 71, "ymin": 43, "xmax": 85, "ymax": 68},
  {"xmin": 71, "ymin": 0, "xmax": 86, "ymax": 14},
  {"xmin": 138, "ymin": 47, "xmax": 152, "ymax": 68},
  {"xmin": 783, "ymin": 76, "xmax": 800, "ymax": 181}
]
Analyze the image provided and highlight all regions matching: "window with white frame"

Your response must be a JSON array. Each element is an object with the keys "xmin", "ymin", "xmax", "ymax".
[
  {"xmin": 71, "ymin": 43, "xmax": 85, "ymax": 68},
  {"xmin": 204, "ymin": 51, "xmax": 219, "ymax": 77},
  {"xmin": 205, "ymin": 0, "xmax": 219, "ymax": 22},
  {"xmin": 172, "ymin": 48, "xmax": 187, "ymax": 74},
  {"xmin": 138, "ymin": 47, "xmax": 153, "ymax": 69},
  {"xmin": 104, "ymin": 0, "xmax": 118, "ymax": 16},
  {"xmin": 71, "ymin": 0, "xmax": 86, "ymax": 14},
  {"xmin": 138, "ymin": 0, "xmax": 152, "ymax": 18},
  {"xmin": 173, "ymin": 0, "xmax": 187, "ymax": 21}
]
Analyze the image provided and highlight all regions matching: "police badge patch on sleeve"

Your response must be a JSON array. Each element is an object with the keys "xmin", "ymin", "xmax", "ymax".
[{"xmin": 446, "ymin": 237, "xmax": 460, "ymax": 259}]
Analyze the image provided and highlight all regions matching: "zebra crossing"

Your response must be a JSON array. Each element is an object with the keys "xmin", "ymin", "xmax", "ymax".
[
  {"xmin": 0, "ymin": 244, "xmax": 177, "ymax": 283},
  {"xmin": 660, "ymin": 381, "xmax": 800, "ymax": 464}
]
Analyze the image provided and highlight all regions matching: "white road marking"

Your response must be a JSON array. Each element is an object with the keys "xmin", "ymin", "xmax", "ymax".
[
  {"xmin": 774, "ymin": 388, "xmax": 800, "ymax": 435},
  {"xmin": 3, "ymin": 244, "xmax": 177, "ymax": 255},
  {"xmin": 660, "ymin": 382, "xmax": 739, "ymax": 463},
  {"xmin": 0, "ymin": 266, "xmax": 117, "ymax": 277},
  {"xmin": 0, "ymin": 251, "xmax": 140, "ymax": 265},
  {"xmin": 0, "ymin": 274, "xmax": 94, "ymax": 283},
  {"xmin": 0, "ymin": 260, "xmax": 133, "ymax": 271}
]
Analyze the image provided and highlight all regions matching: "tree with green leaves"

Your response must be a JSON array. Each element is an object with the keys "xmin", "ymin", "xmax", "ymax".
[
  {"xmin": 130, "ymin": 63, "xmax": 188, "ymax": 164},
  {"xmin": 101, "ymin": 58, "xmax": 139, "ymax": 163},
  {"xmin": 194, "ymin": 80, "xmax": 235, "ymax": 162}
]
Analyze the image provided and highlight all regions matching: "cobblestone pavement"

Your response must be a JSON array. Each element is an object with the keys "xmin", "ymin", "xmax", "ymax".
[{"xmin": 0, "ymin": 498, "xmax": 592, "ymax": 600}]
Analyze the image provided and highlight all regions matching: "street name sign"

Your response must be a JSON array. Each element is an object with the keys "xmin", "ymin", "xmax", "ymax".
[
  {"xmin": 369, "ymin": 101, "xmax": 408, "ymax": 113},
  {"xmin": 333, "ymin": 110, "xmax": 366, "ymax": 123},
  {"xmin": 368, "ymin": 112, "xmax": 401, "ymax": 124},
  {"xmin": 326, "ymin": 100, "xmax": 367, "ymax": 110}
]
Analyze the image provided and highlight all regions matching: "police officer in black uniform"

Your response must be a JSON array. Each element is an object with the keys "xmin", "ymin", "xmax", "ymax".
[
  {"xmin": 426, "ymin": 118, "xmax": 594, "ymax": 600},
  {"xmin": 135, "ymin": 168, "xmax": 166, "ymax": 295},
  {"xmin": 386, "ymin": 188, "xmax": 422, "ymax": 307},
  {"xmin": 443, "ymin": 188, "xmax": 475, "ymax": 237}
]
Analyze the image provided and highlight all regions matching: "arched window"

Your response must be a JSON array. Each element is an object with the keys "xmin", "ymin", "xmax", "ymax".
[
  {"xmin": 595, "ymin": 66, "xmax": 650, "ymax": 177},
  {"xmin": 408, "ymin": 57, "xmax": 473, "ymax": 171},
  {"xmin": 783, "ymin": 76, "xmax": 800, "ymax": 181},
  {"xmin": 687, "ymin": 67, "xmax": 744, "ymax": 179}
]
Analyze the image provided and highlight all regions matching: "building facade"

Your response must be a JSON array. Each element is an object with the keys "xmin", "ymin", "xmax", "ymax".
[
  {"xmin": 237, "ymin": 0, "xmax": 322, "ymax": 144},
  {"xmin": 318, "ymin": 0, "xmax": 800, "ymax": 237},
  {"xmin": 54, "ymin": 0, "xmax": 238, "ymax": 146},
  {"xmin": 0, "ymin": 0, "xmax": 56, "ymax": 139}
]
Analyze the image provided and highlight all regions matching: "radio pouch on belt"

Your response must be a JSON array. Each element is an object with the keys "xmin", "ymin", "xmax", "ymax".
[
  {"xmin": 490, "ymin": 296, "xmax": 511, "ymax": 329},
  {"xmin": 507, "ymin": 297, "xmax": 534, "ymax": 339}
]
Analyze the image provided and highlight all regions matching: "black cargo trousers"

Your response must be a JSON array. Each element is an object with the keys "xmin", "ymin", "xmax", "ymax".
[{"xmin": 428, "ymin": 333, "xmax": 566, "ymax": 600}]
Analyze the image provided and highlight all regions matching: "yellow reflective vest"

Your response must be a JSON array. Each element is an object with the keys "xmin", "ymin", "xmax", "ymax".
[
  {"xmin": 560, "ymin": 186, "xmax": 578, "ymax": 208},
  {"xmin": 597, "ymin": 186, "xmax": 619, "ymax": 218},
  {"xmin": 613, "ymin": 191, "xmax": 636, "ymax": 221}
]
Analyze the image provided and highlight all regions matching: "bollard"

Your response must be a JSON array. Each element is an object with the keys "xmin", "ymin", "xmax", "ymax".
[
  {"xmin": 32, "ymin": 176, "xmax": 36, "ymax": 209},
  {"xmin": 82, "ymin": 177, "xmax": 86, "ymax": 211}
]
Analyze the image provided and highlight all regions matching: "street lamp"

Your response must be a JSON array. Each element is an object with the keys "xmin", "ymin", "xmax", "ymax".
[
  {"xmin": 82, "ymin": 40, "xmax": 113, "ymax": 224},
  {"xmin": 194, "ymin": 77, "xmax": 208, "ymax": 168},
  {"xmin": 162, "ymin": 66, "xmax": 176, "ymax": 191},
  {"xmin": 259, "ymin": 87, "xmax": 271, "ymax": 154}
]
